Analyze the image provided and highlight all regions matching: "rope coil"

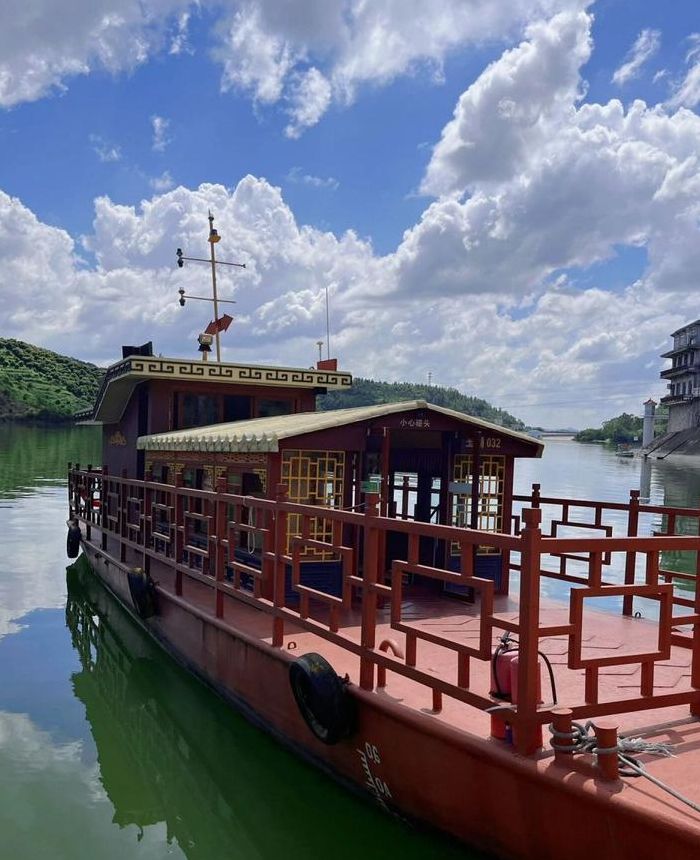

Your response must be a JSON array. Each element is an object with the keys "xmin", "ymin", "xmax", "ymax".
[{"xmin": 547, "ymin": 722, "xmax": 700, "ymax": 814}]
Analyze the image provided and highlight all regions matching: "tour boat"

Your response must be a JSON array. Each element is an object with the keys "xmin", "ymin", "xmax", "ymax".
[{"xmin": 66, "ymin": 220, "xmax": 700, "ymax": 859}]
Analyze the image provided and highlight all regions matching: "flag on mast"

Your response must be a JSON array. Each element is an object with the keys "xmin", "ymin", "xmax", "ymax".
[{"xmin": 205, "ymin": 314, "xmax": 233, "ymax": 335}]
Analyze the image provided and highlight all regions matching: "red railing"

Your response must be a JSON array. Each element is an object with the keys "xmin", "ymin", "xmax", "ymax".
[{"xmin": 69, "ymin": 466, "xmax": 700, "ymax": 755}]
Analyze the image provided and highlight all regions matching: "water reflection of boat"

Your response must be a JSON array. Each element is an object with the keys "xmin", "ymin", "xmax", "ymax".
[{"xmin": 67, "ymin": 559, "xmax": 454, "ymax": 860}]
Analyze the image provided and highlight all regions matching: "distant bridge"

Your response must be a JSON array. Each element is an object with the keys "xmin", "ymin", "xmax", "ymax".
[{"xmin": 536, "ymin": 431, "xmax": 576, "ymax": 440}]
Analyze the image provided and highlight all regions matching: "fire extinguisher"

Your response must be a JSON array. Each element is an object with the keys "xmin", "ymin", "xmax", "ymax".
[{"xmin": 489, "ymin": 632, "xmax": 554, "ymax": 744}]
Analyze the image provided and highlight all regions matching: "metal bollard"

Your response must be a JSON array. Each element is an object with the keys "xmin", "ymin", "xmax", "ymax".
[{"xmin": 592, "ymin": 719, "xmax": 620, "ymax": 781}]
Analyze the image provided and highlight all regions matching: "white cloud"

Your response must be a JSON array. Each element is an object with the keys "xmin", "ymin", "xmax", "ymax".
[
  {"xmin": 285, "ymin": 67, "xmax": 332, "ymax": 138},
  {"xmin": 668, "ymin": 34, "xmax": 700, "ymax": 109},
  {"xmin": 612, "ymin": 28, "xmax": 661, "ymax": 86},
  {"xmin": 0, "ymin": 0, "xmax": 189, "ymax": 108},
  {"xmin": 215, "ymin": 4, "xmax": 299, "ymax": 104},
  {"xmin": 0, "ymin": 0, "xmax": 588, "ymax": 135},
  {"xmin": 89, "ymin": 134, "xmax": 122, "ymax": 163},
  {"xmin": 421, "ymin": 10, "xmax": 592, "ymax": 194},
  {"xmin": 286, "ymin": 166, "xmax": 338, "ymax": 190},
  {"xmin": 169, "ymin": 10, "xmax": 191, "ymax": 55},
  {"xmin": 213, "ymin": 0, "xmax": 589, "ymax": 133},
  {"xmin": 151, "ymin": 114, "xmax": 172, "ymax": 151},
  {"xmin": 150, "ymin": 170, "xmax": 175, "ymax": 191}
]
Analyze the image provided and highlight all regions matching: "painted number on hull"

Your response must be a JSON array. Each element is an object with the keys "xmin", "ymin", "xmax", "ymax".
[{"xmin": 357, "ymin": 742, "xmax": 392, "ymax": 810}]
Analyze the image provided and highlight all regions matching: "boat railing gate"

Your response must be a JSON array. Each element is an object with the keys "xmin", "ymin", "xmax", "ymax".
[{"xmin": 69, "ymin": 466, "xmax": 700, "ymax": 756}]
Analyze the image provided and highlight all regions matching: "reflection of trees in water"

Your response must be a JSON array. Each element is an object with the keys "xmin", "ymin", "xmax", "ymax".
[
  {"xmin": 651, "ymin": 459, "xmax": 700, "ymax": 587},
  {"xmin": 65, "ymin": 562, "xmax": 473, "ymax": 860},
  {"xmin": 0, "ymin": 425, "xmax": 99, "ymax": 497},
  {"xmin": 66, "ymin": 560, "xmax": 248, "ymax": 856}
]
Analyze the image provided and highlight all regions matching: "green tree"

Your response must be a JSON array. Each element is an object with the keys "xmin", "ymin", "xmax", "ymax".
[
  {"xmin": 574, "ymin": 412, "xmax": 642, "ymax": 444},
  {"xmin": 317, "ymin": 377, "xmax": 524, "ymax": 429}
]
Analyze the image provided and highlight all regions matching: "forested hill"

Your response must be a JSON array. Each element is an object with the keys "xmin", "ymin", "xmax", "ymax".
[
  {"xmin": 0, "ymin": 340, "xmax": 525, "ymax": 429},
  {"xmin": 317, "ymin": 377, "xmax": 524, "ymax": 429},
  {"xmin": 0, "ymin": 339, "xmax": 104, "ymax": 422}
]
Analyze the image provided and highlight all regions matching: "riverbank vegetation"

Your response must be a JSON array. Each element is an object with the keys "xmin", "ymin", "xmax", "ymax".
[{"xmin": 574, "ymin": 412, "xmax": 643, "ymax": 444}]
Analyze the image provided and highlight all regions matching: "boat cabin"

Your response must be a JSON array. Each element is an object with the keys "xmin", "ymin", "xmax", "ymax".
[
  {"xmin": 137, "ymin": 400, "xmax": 542, "ymax": 599},
  {"xmin": 78, "ymin": 345, "xmax": 352, "ymax": 479},
  {"xmin": 79, "ymin": 346, "xmax": 541, "ymax": 600}
]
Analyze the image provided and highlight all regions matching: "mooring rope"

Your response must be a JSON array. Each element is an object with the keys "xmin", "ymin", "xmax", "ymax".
[{"xmin": 548, "ymin": 721, "xmax": 700, "ymax": 815}]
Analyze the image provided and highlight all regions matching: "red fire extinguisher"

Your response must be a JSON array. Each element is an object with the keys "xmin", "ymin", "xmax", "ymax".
[{"xmin": 490, "ymin": 633, "xmax": 546, "ymax": 744}]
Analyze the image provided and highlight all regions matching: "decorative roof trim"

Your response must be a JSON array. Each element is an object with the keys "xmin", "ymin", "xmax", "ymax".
[
  {"xmin": 80, "ymin": 355, "xmax": 353, "ymax": 423},
  {"xmin": 138, "ymin": 400, "xmax": 544, "ymax": 456}
]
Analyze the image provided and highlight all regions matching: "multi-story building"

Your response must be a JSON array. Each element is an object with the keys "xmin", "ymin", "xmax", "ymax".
[{"xmin": 660, "ymin": 320, "xmax": 700, "ymax": 432}]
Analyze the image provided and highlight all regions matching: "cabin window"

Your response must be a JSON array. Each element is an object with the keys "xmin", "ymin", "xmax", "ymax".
[
  {"xmin": 150, "ymin": 462, "xmax": 168, "ymax": 484},
  {"xmin": 451, "ymin": 455, "xmax": 505, "ymax": 555},
  {"xmin": 224, "ymin": 395, "xmax": 252, "ymax": 422},
  {"xmin": 182, "ymin": 394, "xmax": 219, "ymax": 428},
  {"xmin": 281, "ymin": 450, "xmax": 345, "ymax": 558},
  {"xmin": 258, "ymin": 399, "xmax": 292, "ymax": 418}
]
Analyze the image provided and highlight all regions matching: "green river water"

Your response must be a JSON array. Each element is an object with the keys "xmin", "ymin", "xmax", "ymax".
[{"xmin": 1, "ymin": 424, "xmax": 699, "ymax": 859}]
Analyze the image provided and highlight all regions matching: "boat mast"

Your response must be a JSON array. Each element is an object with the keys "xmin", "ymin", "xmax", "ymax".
[
  {"xmin": 176, "ymin": 213, "xmax": 245, "ymax": 362},
  {"xmin": 208, "ymin": 212, "xmax": 222, "ymax": 362}
]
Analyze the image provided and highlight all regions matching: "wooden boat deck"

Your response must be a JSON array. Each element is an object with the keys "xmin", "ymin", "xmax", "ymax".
[{"xmin": 163, "ymin": 574, "xmax": 700, "ymax": 831}]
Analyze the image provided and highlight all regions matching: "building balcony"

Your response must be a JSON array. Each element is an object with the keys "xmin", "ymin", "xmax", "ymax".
[
  {"xmin": 660, "ymin": 394, "xmax": 695, "ymax": 405},
  {"xmin": 660, "ymin": 364, "xmax": 696, "ymax": 379},
  {"xmin": 660, "ymin": 345, "xmax": 697, "ymax": 359}
]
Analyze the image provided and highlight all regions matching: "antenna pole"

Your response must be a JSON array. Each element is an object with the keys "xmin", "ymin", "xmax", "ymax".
[
  {"xmin": 208, "ymin": 211, "xmax": 221, "ymax": 362},
  {"xmin": 325, "ymin": 285, "xmax": 331, "ymax": 360}
]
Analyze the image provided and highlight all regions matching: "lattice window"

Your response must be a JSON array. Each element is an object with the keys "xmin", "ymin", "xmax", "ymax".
[
  {"xmin": 451, "ymin": 455, "xmax": 505, "ymax": 555},
  {"xmin": 281, "ymin": 450, "xmax": 345, "ymax": 558}
]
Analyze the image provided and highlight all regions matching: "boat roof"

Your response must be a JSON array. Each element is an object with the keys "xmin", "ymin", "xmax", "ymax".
[
  {"xmin": 137, "ymin": 400, "xmax": 544, "ymax": 455},
  {"xmin": 77, "ymin": 354, "xmax": 353, "ymax": 424}
]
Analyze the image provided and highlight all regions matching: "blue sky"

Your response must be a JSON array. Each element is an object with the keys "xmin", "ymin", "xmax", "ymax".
[{"xmin": 2, "ymin": 1, "xmax": 700, "ymax": 428}]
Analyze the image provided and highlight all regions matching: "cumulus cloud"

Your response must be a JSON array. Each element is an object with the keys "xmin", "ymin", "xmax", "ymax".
[
  {"xmin": 407, "ymin": 11, "xmax": 700, "ymax": 310},
  {"xmin": 0, "ymin": 0, "xmax": 588, "ymax": 134},
  {"xmin": 0, "ymin": 0, "xmax": 189, "ymax": 108},
  {"xmin": 611, "ymin": 28, "xmax": 661, "ymax": 86}
]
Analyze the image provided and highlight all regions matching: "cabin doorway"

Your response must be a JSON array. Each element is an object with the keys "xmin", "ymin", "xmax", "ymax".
[{"xmin": 387, "ymin": 448, "xmax": 445, "ymax": 570}]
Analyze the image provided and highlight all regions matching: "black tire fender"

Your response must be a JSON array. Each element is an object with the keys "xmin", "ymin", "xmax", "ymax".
[
  {"xmin": 66, "ymin": 521, "xmax": 82, "ymax": 559},
  {"xmin": 289, "ymin": 653, "xmax": 355, "ymax": 745}
]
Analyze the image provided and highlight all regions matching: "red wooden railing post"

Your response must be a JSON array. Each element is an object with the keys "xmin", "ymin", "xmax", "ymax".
[
  {"xmin": 120, "ymin": 468, "xmax": 128, "ymax": 562},
  {"xmin": 531, "ymin": 483, "xmax": 541, "ymax": 508},
  {"xmin": 623, "ymin": 489, "xmax": 640, "ymax": 616},
  {"xmin": 101, "ymin": 466, "xmax": 108, "ymax": 550},
  {"xmin": 272, "ymin": 483, "xmax": 288, "ymax": 647},
  {"xmin": 514, "ymin": 506, "xmax": 543, "ymax": 755},
  {"xmin": 360, "ymin": 492, "xmax": 381, "ymax": 691},
  {"xmin": 174, "ymin": 470, "xmax": 184, "ymax": 596},
  {"xmin": 214, "ymin": 476, "xmax": 227, "ymax": 618}
]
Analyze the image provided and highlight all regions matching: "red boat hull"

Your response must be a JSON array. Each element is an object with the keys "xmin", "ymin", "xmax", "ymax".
[{"xmin": 83, "ymin": 543, "xmax": 700, "ymax": 860}]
